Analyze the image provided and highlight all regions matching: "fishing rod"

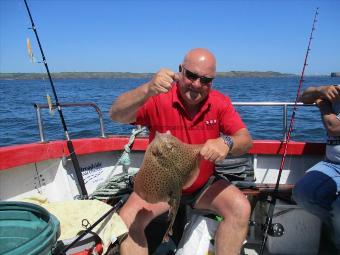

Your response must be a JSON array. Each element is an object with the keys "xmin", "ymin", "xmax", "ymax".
[
  {"xmin": 259, "ymin": 8, "xmax": 319, "ymax": 254},
  {"xmin": 55, "ymin": 194, "xmax": 129, "ymax": 255},
  {"xmin": 23, "ymin": 0, "xmax": 88, "ymax": 197}
]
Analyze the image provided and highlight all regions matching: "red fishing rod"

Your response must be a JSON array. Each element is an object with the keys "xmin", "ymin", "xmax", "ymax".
[
  {"xmin": 23, "ymin": 0, "xmax": 88, "ymax": 197},
  {"xmin": 259, "ymin": 8, "xmax": 319, "ymax": 254}
]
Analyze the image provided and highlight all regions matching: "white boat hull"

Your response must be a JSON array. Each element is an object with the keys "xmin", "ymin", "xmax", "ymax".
[{"xmin": 0, "ymin": 137, "xmax": 326, "ymax": 255}]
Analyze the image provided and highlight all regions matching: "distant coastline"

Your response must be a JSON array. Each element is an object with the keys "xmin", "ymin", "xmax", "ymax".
[
  {"xmin": 0, "ymin": 71, "xmax": 297, "ymax": 80},
  {"xmin": 331, "ymin": 72, "xmax": 340, "ymax": 77}
]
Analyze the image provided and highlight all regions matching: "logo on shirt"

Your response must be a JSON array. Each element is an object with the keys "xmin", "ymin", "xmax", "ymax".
[{"xmin": 205, "ymin": 119, "xmax": 217, "ymax": 126}]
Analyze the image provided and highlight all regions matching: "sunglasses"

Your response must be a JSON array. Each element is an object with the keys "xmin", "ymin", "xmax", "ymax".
[{"xmin": 182, "ymin": 66, "xmax": 214, "ymax": 85}]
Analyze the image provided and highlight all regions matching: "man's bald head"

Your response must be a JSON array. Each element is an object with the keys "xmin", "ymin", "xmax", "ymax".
[{"xmin": 183, "ymin": 48, "xmax": 216, "ymax": 76}]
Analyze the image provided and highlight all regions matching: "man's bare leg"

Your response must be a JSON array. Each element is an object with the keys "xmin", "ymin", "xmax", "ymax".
[
  {"xmin": 119, "ymin": 192, "xmax": 170, "ymax": 255},
  {"xmin": 195, "ymin": 180, "xmax": 251, "ymax": 255}
]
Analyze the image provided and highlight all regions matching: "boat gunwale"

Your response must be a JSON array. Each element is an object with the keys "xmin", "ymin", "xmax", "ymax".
[{"xmin": 0, "ymin": 137, "xmax": 325, "ymax": 171}]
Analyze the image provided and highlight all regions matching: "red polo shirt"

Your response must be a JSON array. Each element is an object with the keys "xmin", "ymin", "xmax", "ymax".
[{"xmin": 135, "ymin": 83, "xmax": 246, "ymax": 193}]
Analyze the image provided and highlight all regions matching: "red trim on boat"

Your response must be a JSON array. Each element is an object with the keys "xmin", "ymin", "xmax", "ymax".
[
  {"xmin": 249, "ymin": 140, "xmax": 325, "ymax": 155},
  {"xmin": 0, "ymin": 137, "xmax": 325, "ymax": 171}
]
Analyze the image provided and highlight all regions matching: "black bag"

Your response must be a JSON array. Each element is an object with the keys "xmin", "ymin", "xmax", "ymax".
[{"xmin": 214, "ymin": 155, "xmax": 256, "ymax": 188}]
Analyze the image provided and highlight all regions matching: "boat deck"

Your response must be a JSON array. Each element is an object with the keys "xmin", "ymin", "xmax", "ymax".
[
  {"xmin": 148, "ymin": 226, "xmax": 335, "ymax": 255},
  {"xmin": 0, "ymin": 137, "xmax": 332, "ymax": 255}
]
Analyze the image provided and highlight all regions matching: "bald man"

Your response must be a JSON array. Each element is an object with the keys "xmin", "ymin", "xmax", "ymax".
[{"xmin": 110, "ymin": 48, "xmax": 253, "ymax": 255}]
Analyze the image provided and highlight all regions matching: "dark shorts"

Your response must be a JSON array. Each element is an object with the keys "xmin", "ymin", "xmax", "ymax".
[{"xmin": 180, "ymin": 175, "xmax": 228, "ymax": 208}]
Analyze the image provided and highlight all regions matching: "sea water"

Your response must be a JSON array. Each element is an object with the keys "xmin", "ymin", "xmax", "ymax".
[{"xmin": 1, "ymin": 76, "xmax": 339, "ymax": 147}]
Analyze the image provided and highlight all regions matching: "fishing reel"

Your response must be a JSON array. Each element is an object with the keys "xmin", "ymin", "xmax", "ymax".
[
  {"xmin": 249, "ymin": 220, "xmax": 285, "ymax": 237},
  {"xmin": 267, "ymin": 223, "xmax": 285, "ymax": 237}
]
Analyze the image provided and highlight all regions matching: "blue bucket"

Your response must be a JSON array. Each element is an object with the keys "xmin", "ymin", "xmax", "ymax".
[{"xmin": 0, "ymin": 201, "xmax": 60, "ymax": 255}]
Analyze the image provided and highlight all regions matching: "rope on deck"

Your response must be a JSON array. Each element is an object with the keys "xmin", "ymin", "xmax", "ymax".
[{"xmin": 90, "ymin": 126, "xmax": 147, "ymax": 200}]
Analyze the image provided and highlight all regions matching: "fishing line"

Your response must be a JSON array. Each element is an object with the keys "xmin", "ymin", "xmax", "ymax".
[
  {"xmin": 259, "ymin": 8, "xmax": 319, "ymax": 254},
  {"xmin": 23, "ymin": 0, "xmax": 88, "ymax": 197}
]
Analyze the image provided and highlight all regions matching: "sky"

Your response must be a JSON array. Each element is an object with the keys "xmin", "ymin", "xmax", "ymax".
[{"xmin": 0, "ymin": 0, "xmax": 339, "ymax": 75}]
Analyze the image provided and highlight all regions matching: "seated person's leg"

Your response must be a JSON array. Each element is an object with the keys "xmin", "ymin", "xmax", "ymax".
[
  {"xmin": 293, "ymin": 161, "xmax": 338, "ymax": 224},
  {"xmin": 293, "ymin": 161, "xmax": 340, "ymax": 251},
  {"xmin": 119, "ymin": 192, "xmax": 170, "ymax": 255},
  {"xmin": 332, "ymin": 196, "xmax": 340, "ymax": 251},
  {"xmin": 193, "ymin": 179, "xmax": 251, "ymax": 255}
]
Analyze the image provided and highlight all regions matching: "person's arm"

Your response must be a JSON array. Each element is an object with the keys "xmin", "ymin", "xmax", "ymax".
[
  {"xmin": 316, "ymin": 99, "xmax": 340, "ymax": 136},
  {"xmin": 200, "ymin": 128, "xmax": 253, "ymax": 163},
  {"xmin": 299, "ymin": 85, "xmax": 340, "ymax": 104},
  {"xmin": 109, "ymin": 69, "xmax": 178, "ymax": 124}
]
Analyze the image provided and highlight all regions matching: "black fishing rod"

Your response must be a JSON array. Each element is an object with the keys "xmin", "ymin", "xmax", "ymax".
[
  {"xmin": 259, "ymin": 8, "xmax": 319, "ymax": 254},
  {"xmin": 23, "ymin": 0, "xmax": 88, "ymax": 197}
]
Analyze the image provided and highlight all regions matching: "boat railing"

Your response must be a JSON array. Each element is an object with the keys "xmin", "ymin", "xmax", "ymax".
[
  {"xmin": 233, "ymin": 102, "xmax": 315, "ymax": 141},
  {"xmin": 33, "ymin": 102, "xmax": 315, "ymax": 143},
  {"xmin": 34, "ymin": 102, "xmax": 106, "ymax": 142}
]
